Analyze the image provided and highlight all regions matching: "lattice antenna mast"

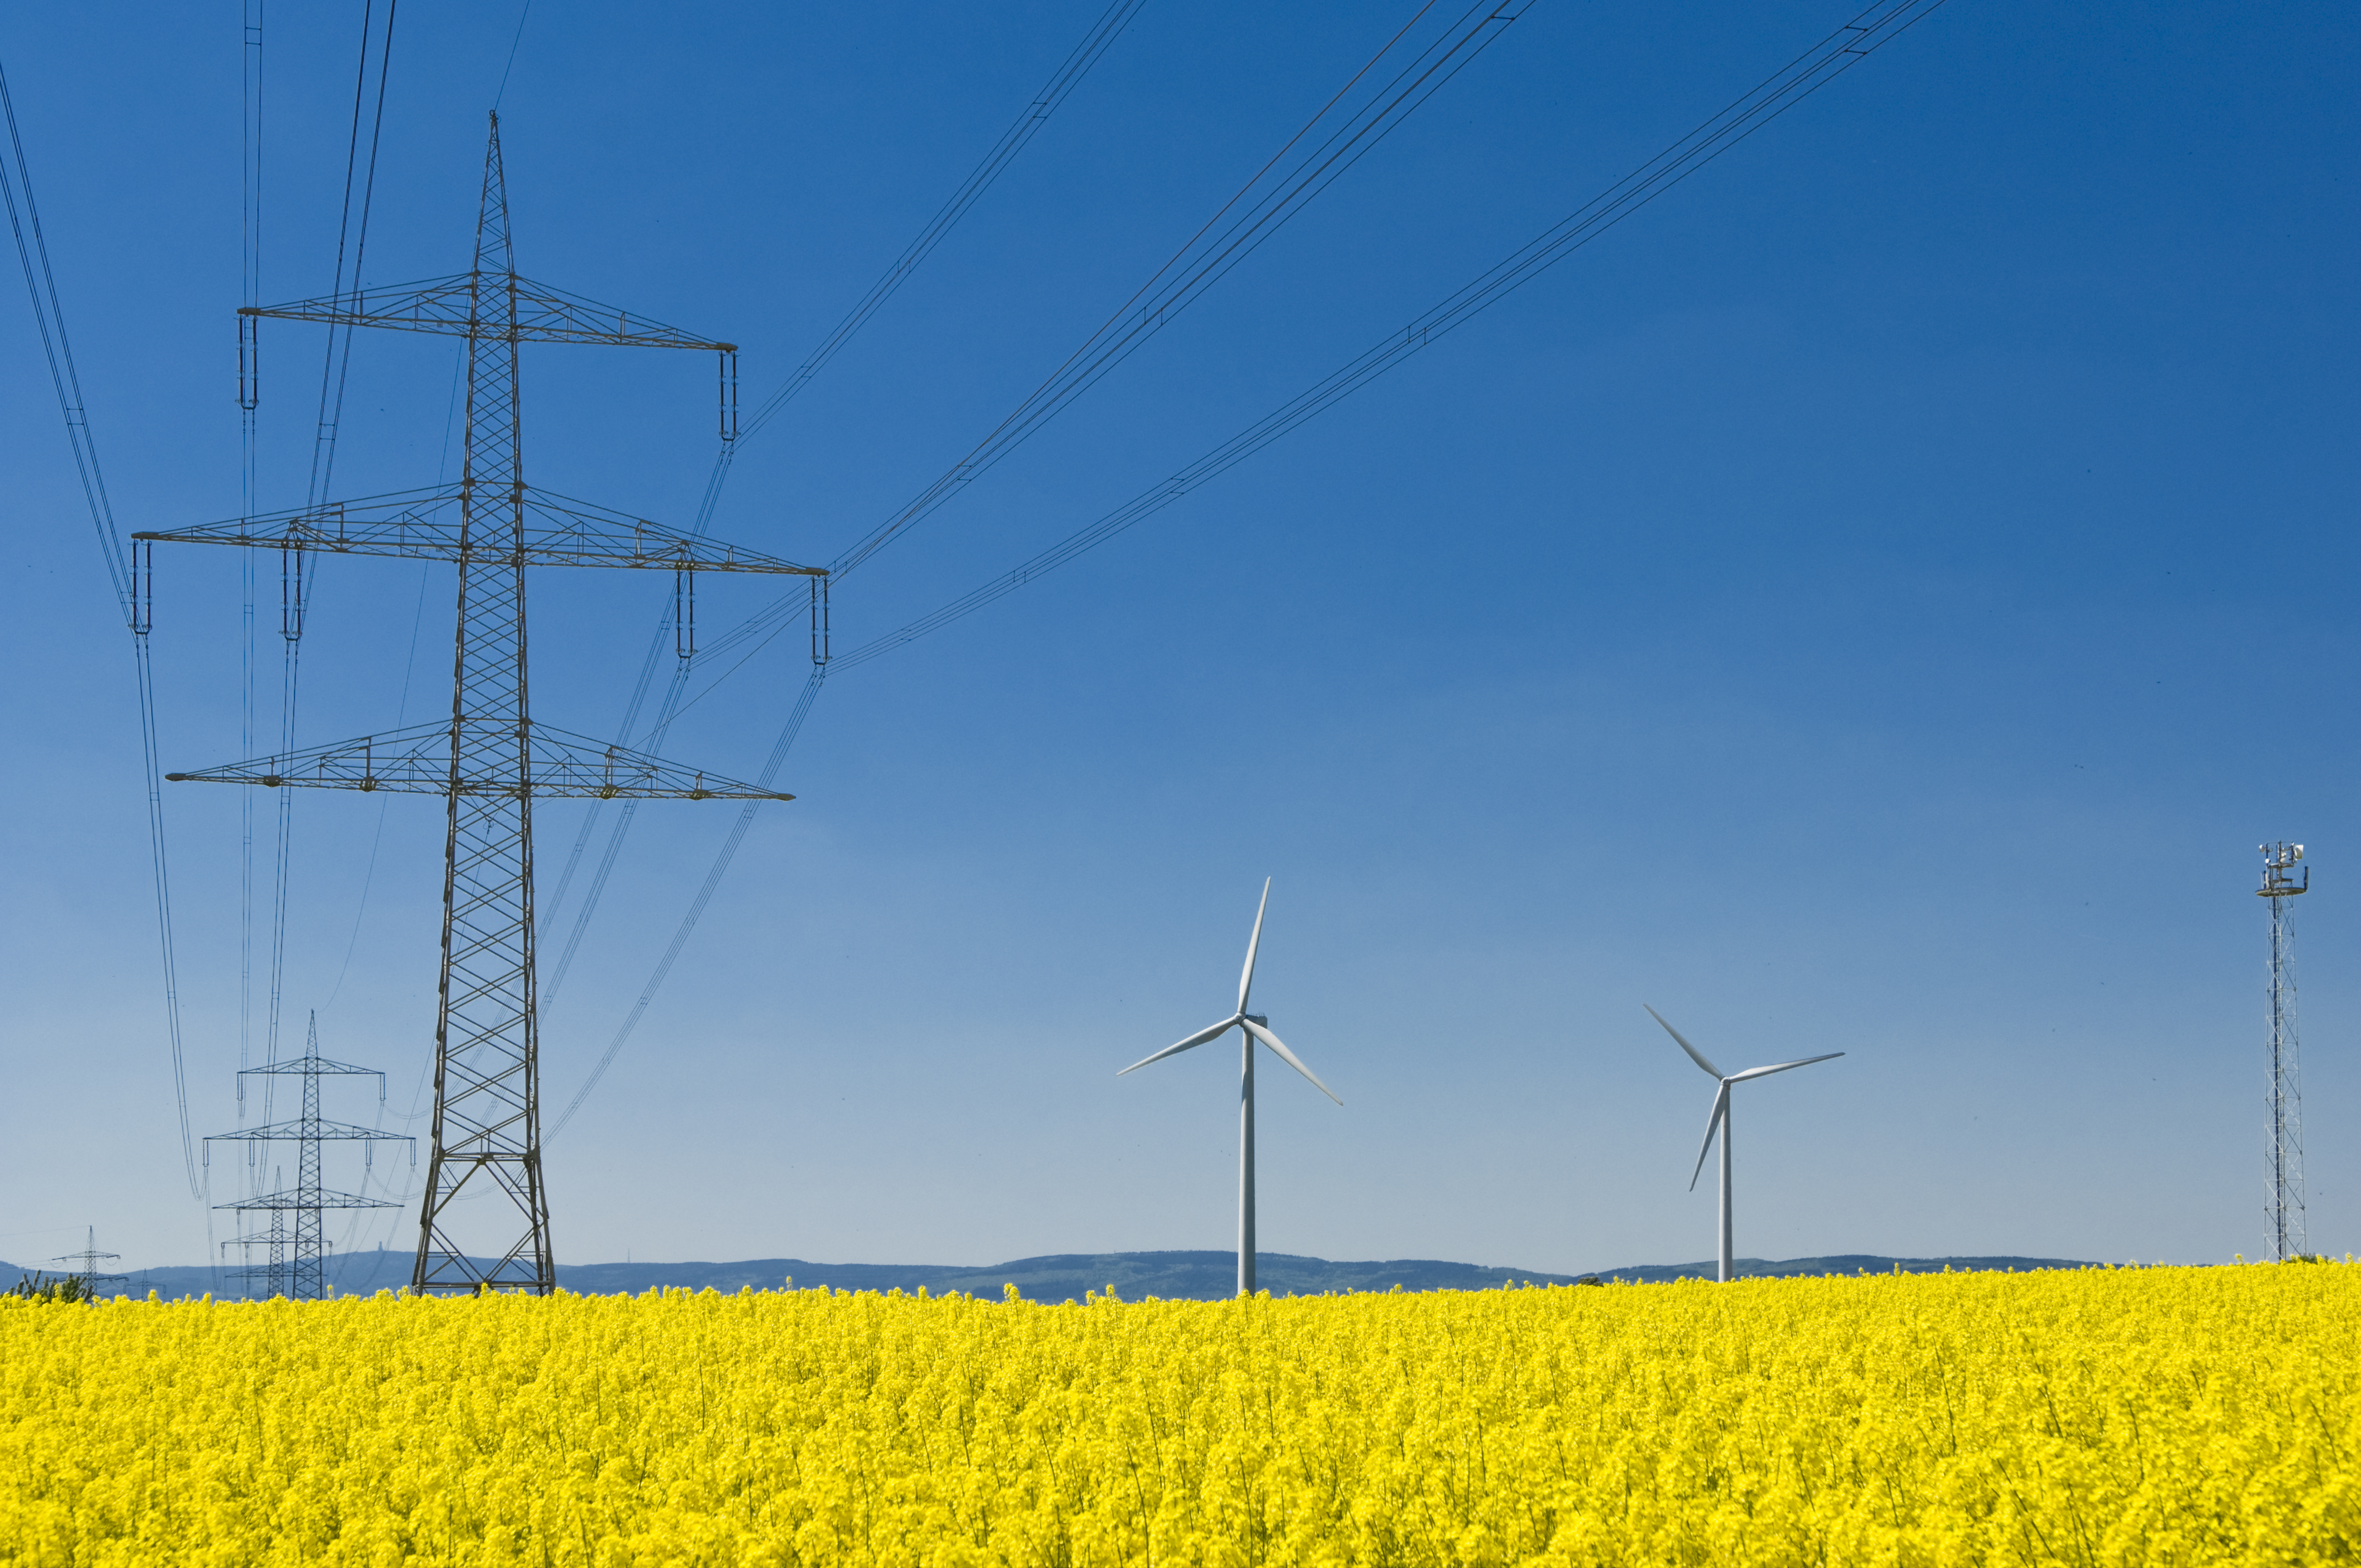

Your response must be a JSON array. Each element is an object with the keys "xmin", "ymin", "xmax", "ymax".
[
  {"xmin": 205, "ymin": 1011, "xmax": 412, "ymax": 1299},
  {"xmin": 139, "ymin": 114, "xmax": 822, "ymax": 1294},
  {"xmin": 2257, "ymin": 841, "xmax": 2309, "ymax": 1261}
]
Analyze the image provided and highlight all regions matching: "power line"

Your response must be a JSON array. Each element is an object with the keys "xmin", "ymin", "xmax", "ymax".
[
  {"xmin": 538, "ymin": 0, "xmax": 1156, "ymax": 1016},
  {"xmin": 493, "ymin": 1, "xmax": 533, "ymax": 112},
  {"xmin": 538, "ymin": 0, "xmax": 1509, "ymax": 1028},
  {"xmin": 0, "ymin": 51, "xmax": 201, "ymax": 1199},
  {"xmin": 550, "ymin": 669, "xmax": 828, "ymax": 1139},
  {"xmin": 238, "ymin": 0, "xmax": 263, "ymax": 1097},
  {"xmin": 262, "ymin": 0, "xmax": 401, "ymax": 1103},
  {"xmin": 306, "ymin": 0, "xmax": 400, "ymax": 510},
  {"xmin": 539, "ymin": 0, "xmax": 1954, "ymax": 1136},
  {"xmin": 693, "ymin": 0, "xmax": 1954, "ymax": 684},
  {"xmin": 827, "ymin": 0, "xmax": 1532, "ymax": 582},
  {"xmin": 726, "ymin": 0, "xmax": 1154, "ymax": 462}
]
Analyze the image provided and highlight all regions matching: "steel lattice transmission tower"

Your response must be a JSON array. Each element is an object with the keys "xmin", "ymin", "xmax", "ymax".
[
  {"xmin": 139, "ymin": 114, "xmax": 823, "ymax": 1294},
  {"xmin": 50, "ymin": 1228, "xmax": 129, "ymax": 1294},
  {"xmin": 2257, "ymin": 841, "xmax": 2309, "ymax": 1261},
  {"xmin": 205, "ymin": 1012, "xmax": 413, "ymax": 1300}
]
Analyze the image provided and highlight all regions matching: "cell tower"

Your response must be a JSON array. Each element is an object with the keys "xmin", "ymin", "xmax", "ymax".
[
  {"xmin": 205, "ymin": 1012, "xmax": 413, "ymax": 1300},
  {"xmin": 136, "ymin": 114, "xmax": 824, "ymax": 1293},
  {"xmin": 2257, "ymin": 841, "xmax": 2308, "ymax": 1261},
  {"xmin": 51, "ymin": 1228, "xmax": 129, "ymax": 1294}
]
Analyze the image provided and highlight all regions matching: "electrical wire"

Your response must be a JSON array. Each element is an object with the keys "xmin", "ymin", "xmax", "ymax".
[
  {"xmin": 551, "ymin": 0, "xmax": 1546, "ymax": 1123},
  {"xmin": 542, "ymin": 0, "xmax": 1952, "ymax": 1141},
  {"xmin": 537, "ymin": 1, "xmax": 1156, "ymax": 1005},
  {"xmin": 240, "ymin": 2, "xmax": 263, "ymax": 1091},
  {"xmin": 549, "ymin": 670, "xmax": 827, "ymax": 1139},
  {"xmin": 541, "ymin": 0, "xmax": 1506, "ymax": 1030},
  {"xmin": 306, "ymin": 0, "xmax": 399, "ymax": 510},
  {"xmin": 704, "ymin": 0, "xmax": 1153, "ymax": 500},
  {"xmin": 320, "ymin": 562, "xmax": 431, "ymax": 1012},
  {"xmin": 0, "ymin": 53, "xmax": 202, "ymax": 1200},
  {"xmin": 690, "ymin": 0, "xmax": 1955, "ymax": 688},
  {"xmin": 263, "ymin": 0, "xmax": 401, "ymax": 1118},
  {"xmin": 826, "ymin": 0, "xmax": 1532, "ymax": 582},
  {"xmin": 493, "ymin": 1, "xmax": 533, "ymax": 112},
  {"xmin": 324, "ymin": 346, "xmax": 462, "ymax": 1014}
]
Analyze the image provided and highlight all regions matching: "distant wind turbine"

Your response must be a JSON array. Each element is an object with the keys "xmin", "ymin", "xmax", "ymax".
[
  {"xmin": 1645, "ymin": 1005, "xmax": 1842, "ymax": 1283},
  {"xmin": 1120, "ymin": 879, "xmax": 1341, "ymax": 1297}
]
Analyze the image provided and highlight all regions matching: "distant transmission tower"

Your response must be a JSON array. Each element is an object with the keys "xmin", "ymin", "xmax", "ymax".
[
  {"xmin": 220, "ymin": 1201, "xmax": 297, "ymax": 1300},
  {"xmin": 51, "ymin": 1227, "xmax": 129, "ymax": 1293},
  {"xmin": 139, "ymin": 113, "xmax": 822, "ymax": 1293},
  {"xmin": 2257, "ymin": 841, "xmax": 2308, "ymax": 1261},
  {"xmin": 205, "ymin": 1012, "xmax": 413, "ymax": 1300}
]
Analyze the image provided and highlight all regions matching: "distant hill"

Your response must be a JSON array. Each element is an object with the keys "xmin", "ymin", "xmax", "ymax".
[
  {"xmin": 6, "ymin": 1249, "xmax": 2099, "ymax": 1303},
  {"xmin": 1585, "ymin": 1254, "xmax": 2099, "ymax": 1284}
]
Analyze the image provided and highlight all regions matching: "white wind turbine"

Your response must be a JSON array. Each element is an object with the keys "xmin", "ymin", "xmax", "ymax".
[
  {"xmin": 1120, "ymin": 879, "xmax": 1341, "ymax": 1297},
  {"xmin": 1645, "ymin": 1005, "xmax": 1842, "ymax": 1283}
]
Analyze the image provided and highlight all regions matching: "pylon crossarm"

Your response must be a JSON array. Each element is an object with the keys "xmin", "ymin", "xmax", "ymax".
[
  {"xmin": 134, "ymin": 484, "xmax": 819, "ymax": 575},
  {"xmin": 206, "ymin": 1117, "xmax": 414, "ymax": 1143},
  {"xmin": 165, "ymin": 721, "xmax": 793, "ymax": 801},
  {"xmin": 522, "ymin": 488, "xmax": 822, "ymax": 574},
  {"xmin": 243, "ymin": 271, "xmax": 733, "ymax": 352},
  {"xmin": 216, "ymin": 1187, "xmax": 402, "ymax": 1211},
  {"xmin": 236, "ymin": 1055, "xmax": 384, "ymax": 1078}
]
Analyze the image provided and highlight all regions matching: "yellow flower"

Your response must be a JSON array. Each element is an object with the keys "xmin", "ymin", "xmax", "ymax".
[{"xmin": 3, "ymin": 1264, "xmax": 2357, "ymax": 1562}]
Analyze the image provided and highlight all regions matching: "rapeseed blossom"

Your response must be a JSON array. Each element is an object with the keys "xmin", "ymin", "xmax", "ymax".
[{"xmin": 2, "ymin": 1264, "xmax": 2354, "ymax": 1564}]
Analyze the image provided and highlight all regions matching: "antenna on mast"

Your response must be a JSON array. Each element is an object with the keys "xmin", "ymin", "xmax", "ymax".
[{"xmin": 2257, "ymin": 841, "xmax": 2309, "ymax": 1261}]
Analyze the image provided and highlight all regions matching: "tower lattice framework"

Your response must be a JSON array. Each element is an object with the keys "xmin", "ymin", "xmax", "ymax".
[
  {"xmin": 48, "ymin": 1228, "xmax": 128, "ymax": 1293},
  {"xmin": 206, "ymin": 1012, "xmax": 412, "ymax": 1300},
  {"xmin": 140, "ymin": 114, "xmax": 823, "ymax": 1293},
  {"xmin": 2258, "ymin": 841, "xmax": 2308, "ymax": 1261}
]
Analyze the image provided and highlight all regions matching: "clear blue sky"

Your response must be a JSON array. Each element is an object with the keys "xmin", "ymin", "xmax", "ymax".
[{"xmin": 2, "ymin": 1, "xmax": 2354, "ymax": 1280}]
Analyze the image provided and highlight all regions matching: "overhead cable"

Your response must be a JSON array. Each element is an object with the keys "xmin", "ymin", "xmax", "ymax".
[
  {"xmin": 548, "ymin": 669, "xmax": 829, "ymax": 1139},
  {"xmin": 715, "ymin": 0, "xmax": 1153, "ymax": 487},
  {"xmin": 0, "ymin": 52, "xmax": 200, "ymax": 1197},
  {"xmin": 305, "ymin": 0, "xmax": 399, "ymax": 510},
  {"xmin": 239, "ymin": 0, "xmax": 263, "ymax": 1087},
  {"xmin": 263, "ymin": 0, "xmax": 400, "ymax": 1102},
  {"xmin": 826, "ymin": 0, "xmax": 1532, "ymax": 581},
  {"xmin": 691, "ymin": 0, "xmax": 1955, "ymax": 684},
  {"xmin": 551, "ymin": 0, "xmax": 1945, "ymax": 1131},
  {"xmin": 538, "ymin": 1, "xmax": 1154, "ymax": 999}
]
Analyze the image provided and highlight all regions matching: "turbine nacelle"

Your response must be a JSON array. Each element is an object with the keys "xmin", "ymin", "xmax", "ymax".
[
  {"xmin": 1118, "ymin": 879, "xmax": 1341, "ymax": 1299},
  {"xmin": 1645, "ymin": 1004, "xmax": 1841, "ymax": 1184},
  {"xmin": 1645, "ymin": 1004, "xmax": 1843, "ymax": 1281},
  {"xmin": 1117, "ymin": 880, "xmax": 1342, "ymax": 1104}
]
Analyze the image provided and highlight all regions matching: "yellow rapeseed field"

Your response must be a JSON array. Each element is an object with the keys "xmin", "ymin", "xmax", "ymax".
[{"xmin": 3, "ymin": 1264, "xmax": 2355, "ymax": 1565}]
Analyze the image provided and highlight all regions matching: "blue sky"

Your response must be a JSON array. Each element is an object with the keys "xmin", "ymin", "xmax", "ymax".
[{"xmin": 2, "ymin": 1, "xmax": 2354, "ymax": 1281}]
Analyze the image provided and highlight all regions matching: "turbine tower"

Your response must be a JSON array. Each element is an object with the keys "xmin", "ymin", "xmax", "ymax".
[
  {"xmin": 137, "ymin": 114, "xmax": 824, "ymax": 1294},
  {"xmin": 1646, "ymin": 1006, "xmax": 1841, "ymax": 1282},
  {"xmin": 1120, "ymin": 880, "xmax": 1341, "ymax": 1296},
  {"xmin": 2258, "ymin": 841, "xmax": 2308, "ymax": 1261}
]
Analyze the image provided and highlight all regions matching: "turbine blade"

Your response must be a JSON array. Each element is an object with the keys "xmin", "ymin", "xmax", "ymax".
[
  {"xmin": 1238, "ymin": 878, "xmax": 1272, "ymax": 1015},
  {"xmin": 1241, "ymin": 1017, "xmax": 1342, "ymax": 1106},
  {"xmin": 1688, "ymin": 1082, "xmax": 1729, "ymax": 1191},
  {"xmin": 1726, "ymin": 1052, "xmax": 1845, "ymax": 1083},
  {"xmin": 1645, "ymin": 1005, "xmax": 1723, "ymax": 1080},
  {"xmin": 1117, "ymin": 1016, "xmax": 1239, "ymax": 1076}
]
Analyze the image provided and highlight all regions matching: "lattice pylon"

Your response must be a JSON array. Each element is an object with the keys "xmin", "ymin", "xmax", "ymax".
[
  {"xmin": 146, "ymin": 112, "xmax": 821, "ymax": 1295},
  {"xmin": 206, "ymin": 1012, "xmax": 409, "ymax": 1299},
  {"xmin": 422, "ymin": 130, "xmax": 546, "ymax": 1289}
]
